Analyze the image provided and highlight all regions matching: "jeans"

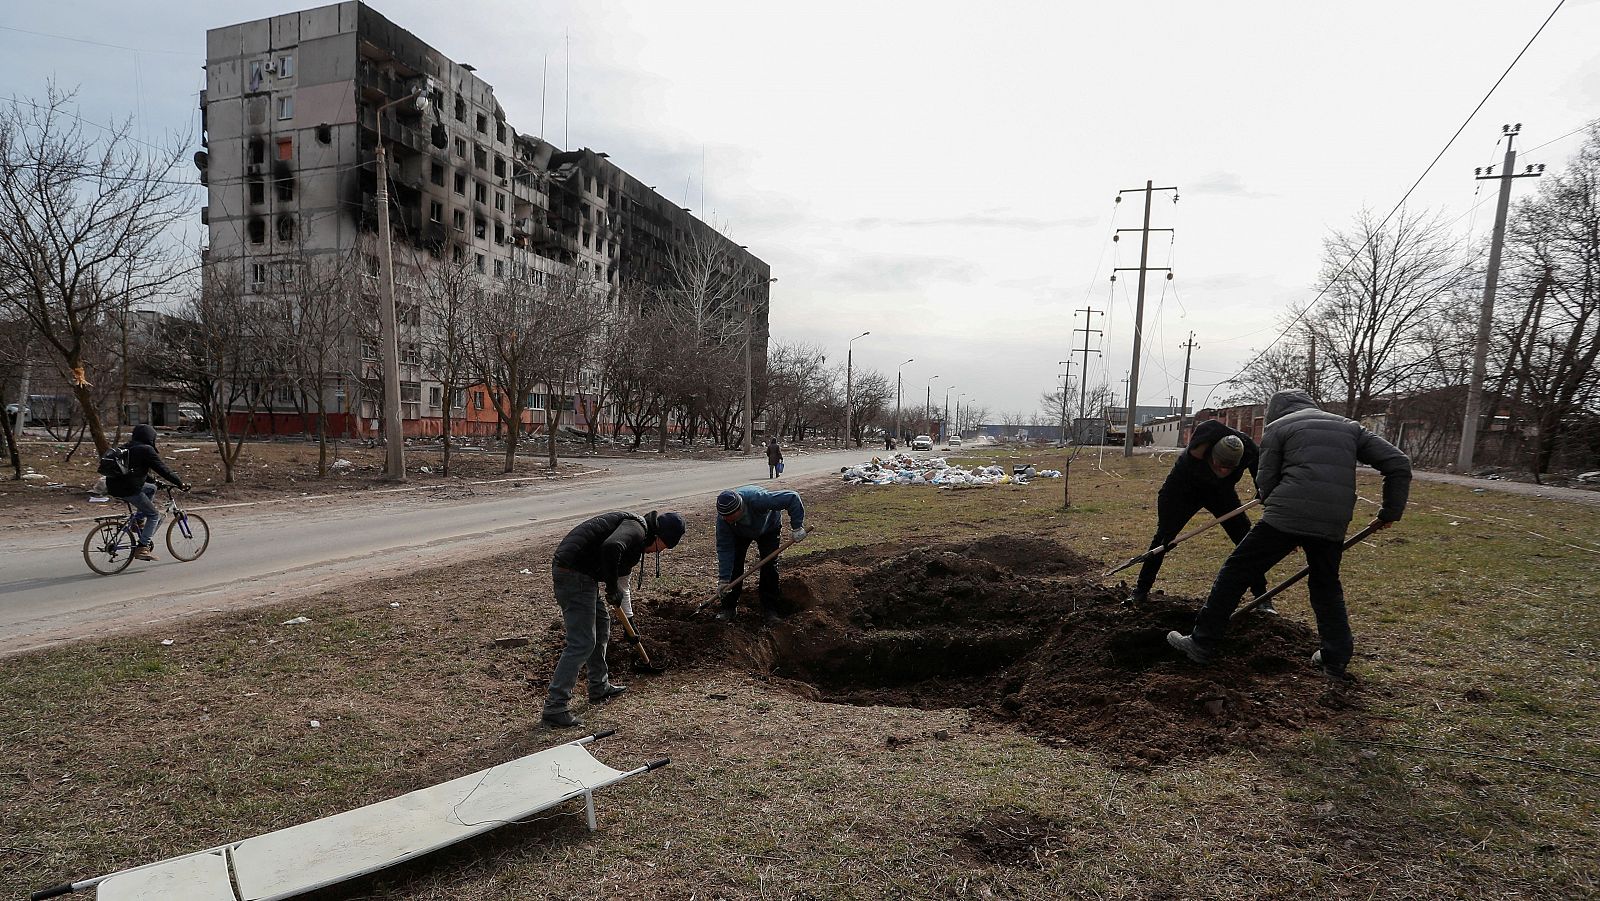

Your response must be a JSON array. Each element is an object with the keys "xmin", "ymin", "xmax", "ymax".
[
  {"xmin": 1190, "ymin": 521, "xmax": 1353, "ymax": 674},
  {"xmin": 1135, "ymin": 487, "xmax": 1265, "ymax": 598},
  {"xmin": 543, "ymin": 567, "xmax": 614, "ymax": 715},
  {"xmin": 724, "ymin": 528, "xmax": 781, "ymax": 613},
  {"xmin": 120, "ymin": 483, "xmax": 160, "ymax": 549}
]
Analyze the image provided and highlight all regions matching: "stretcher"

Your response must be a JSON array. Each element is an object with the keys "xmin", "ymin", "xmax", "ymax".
[{"xmin": 34, "ymin": 731, "xmax": 667, "ymax": 900}]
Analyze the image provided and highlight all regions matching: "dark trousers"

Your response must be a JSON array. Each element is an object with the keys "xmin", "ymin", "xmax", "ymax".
[
  {"xmin": 1135, "ymin": 487, "xmax": 1264, "ymax": 597},
  {"xmin": 1191, "ymin": 521, "xmax": 1353, "ymax": 674},
  {"xmin": 725, "ymin": 529, "xmax": 781, "ymax": 612},
  {"xmin": 768, "ymin": 462, "xmax": 779, "ymax": 478},
  {"xmin": 544, "ymin": 567, "xmax": 612, "ymax": 715}
]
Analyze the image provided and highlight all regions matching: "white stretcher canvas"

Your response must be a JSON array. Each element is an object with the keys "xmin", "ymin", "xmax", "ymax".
[
  {"xmin": 230, "ymin": 743, "xmax": 627, "ymax": 901},
  {"xmin": 96, "ymin": 850, "xmax": 233, "ymax": 901}
]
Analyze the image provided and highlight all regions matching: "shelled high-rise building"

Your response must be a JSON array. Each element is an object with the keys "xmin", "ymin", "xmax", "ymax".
[{"xmin": 198, "ymin": 0, "xmax": 770, "ymax": 436}]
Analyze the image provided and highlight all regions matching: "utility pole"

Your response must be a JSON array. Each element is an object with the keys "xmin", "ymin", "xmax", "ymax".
[
  {"xmin": 1178, "ymin": 331, "xmax": 1197, "ymax": 440},
  {"xmin": 1072, "ymin": 307, "xmax": 1102, "ymax": 444},
  {"xmin": 845, "ymin": 331, "xmax": 869, "ymax": 448},
  {"xmin": 1458, "ymin": 124, "xmax": 1543, "ymax": 472},
  {"xmin": 1114, "ymin": 180, "xmax": 1178, "ymax": 456},
  {"xmin": 895, "ymin": 358, "xmax": 914, "ymax": 445},
  {"xmin": 374, "ymin": 83, "xmax": 433, "ymax": 481}
]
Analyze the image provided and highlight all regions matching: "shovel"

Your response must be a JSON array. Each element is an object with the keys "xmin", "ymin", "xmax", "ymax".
[
  {"xmin": 693, "ymin": 534, "xmax": 800, "ymax": 615},
  {"xmin": 613, "ymin": 602, "xmax": 667, "ymax": 674},
  {"xmin": 1101, "ymin": 499, "xmax": 1261, "ymax": 578},
  {"xmin": 1231, "ymin": 519, "xmax": 1383, "ymax": 620}
]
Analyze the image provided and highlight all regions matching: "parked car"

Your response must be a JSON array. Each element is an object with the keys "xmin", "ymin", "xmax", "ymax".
[
  {"xmin": 911, "ymin": 434, "xmax": 934, "ymax": 451},
  {"xmin": 947, "ymin": 436, "xmax": 962, "ymax": 448}
]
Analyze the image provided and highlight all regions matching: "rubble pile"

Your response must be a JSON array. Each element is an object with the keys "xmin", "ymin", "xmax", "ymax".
[{"xmin": 839, "ymin": 454, "xmax": 1061, "ymax": 488}]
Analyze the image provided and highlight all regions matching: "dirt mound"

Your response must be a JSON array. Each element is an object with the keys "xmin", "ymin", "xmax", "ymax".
[{"xmin": 608, "ymin": 534, "xmax": 1359, "ymax": 763}]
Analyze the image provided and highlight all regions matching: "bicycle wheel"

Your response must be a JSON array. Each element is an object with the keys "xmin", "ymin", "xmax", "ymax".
[
  {"xmin": 166, "ymin": 512, "xmax": 211, "ymax": 561},
  {"xmin": 84, "ymin": 523, "xmax": 135, "ymax": 575}
]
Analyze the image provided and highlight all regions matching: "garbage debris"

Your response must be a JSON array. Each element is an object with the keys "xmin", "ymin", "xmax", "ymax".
[
  {"xmin": 281, "ymin": 616, "xmax": 311, "ymax": 626},
  {"xmin": 839, "ymin": 453, "xmax": 1062, "ymax": 488},
  {"xmin": 331, "ymin": 459, "xmax": 355, "ymax": 472}
]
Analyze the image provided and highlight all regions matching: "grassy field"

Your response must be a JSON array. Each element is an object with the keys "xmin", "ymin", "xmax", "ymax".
[{"xmin": 2, "ymin": 448, "xmax": 1597, "ymax": 899}]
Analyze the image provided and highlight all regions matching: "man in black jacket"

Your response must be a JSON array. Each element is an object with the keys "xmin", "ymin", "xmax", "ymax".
[
  {"xmin": 107, "ymin": 424, "xmax": 188, "ymax": 561},
  {"xmin": 1130, "ymin": 420, "xmax": 1270, "ymax": 611},
  {"xmin": 542, "ymin": 510, "xmax": 686, "ymax": 728},
  {"xmin": 1168, "ymin": 391, "xmax": 1411, "ymax": 679}
]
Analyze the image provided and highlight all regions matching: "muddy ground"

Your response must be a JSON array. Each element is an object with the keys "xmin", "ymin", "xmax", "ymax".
[{"xmin": 572, "ymin": 533, "xmax": 1375, "ymax": 765}]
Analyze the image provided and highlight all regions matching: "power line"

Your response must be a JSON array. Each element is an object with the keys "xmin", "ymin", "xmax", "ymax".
[
  {"xmin": 0, "ymin": 24, "xmax": 195, "ymax": 57},
  {"xmin": 1204, "ymin": 0, "xmax": 1567, "ymax": 406}
]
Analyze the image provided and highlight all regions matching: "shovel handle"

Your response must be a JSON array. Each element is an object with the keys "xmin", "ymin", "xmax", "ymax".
[
  {"xmin": 694, "ymin": 534, "xmax": 801, "ymax": 613},
  {"xmin": 1101, "ymin": 499, "xmax": 1260, "ymax": 578},
  {"xmin": 613, "ymin": 605, "xmax": 655, "ymax": 667},
  {"xmin": 1231, "ymin": 519, "xmax": 1383, "ymax": 620}
]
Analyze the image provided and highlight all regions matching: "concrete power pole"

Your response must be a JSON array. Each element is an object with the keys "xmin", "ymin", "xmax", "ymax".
[
  {"xmin": 1178, "ymin": 332, "xmax": 1198, "ymax": 439},
  {"xmin": 1072, "ymin": 307, "xmax": 1102, "ymax": 444},
  {"xmin": 1457, "ymin": 124, "xmax": 1543, "ymax": 472},
  {"xmin": 1114, "ymin": 180, "xmax": 1178, "ymax": 456}
]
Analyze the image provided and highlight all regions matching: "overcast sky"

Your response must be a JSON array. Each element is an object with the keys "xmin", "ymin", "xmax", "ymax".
[{"xmin": 4, "ymin": 1, "xmax": 1598, "ymax": 418}]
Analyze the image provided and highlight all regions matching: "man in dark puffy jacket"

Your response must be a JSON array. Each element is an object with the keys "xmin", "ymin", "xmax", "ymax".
[
  {"xmin": 1129, "ymin": 421, "xmax": 1270, "ymax": 610},
  {"xmin": 107, "ymin": 424, "xmax": 188, "ymax": 561},
  {"xmin": 1167, "ymin": 390, "xmax": 1411, "ymax": 679},
  {"xmin": 542, "ymin": 510, "xmax": 686, "ymax": 729}
]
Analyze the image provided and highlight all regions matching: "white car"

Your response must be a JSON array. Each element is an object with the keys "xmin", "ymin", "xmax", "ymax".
[
  {"xmin": 947, "ymin": 436, "xmax": 962, "ymax": 448},
  {"xmin": 910, "ymin": 435, "xmax": 934, "ymax": 451}
]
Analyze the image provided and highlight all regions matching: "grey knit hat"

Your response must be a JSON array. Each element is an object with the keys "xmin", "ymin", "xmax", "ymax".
[{"xmin": 1211, "ymin": 434, "xmax": 1244, "ymax": 469}]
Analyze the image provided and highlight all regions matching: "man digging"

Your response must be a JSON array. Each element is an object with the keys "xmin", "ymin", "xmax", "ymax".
[
  {"xmin": 715, "ymin": 485, "xmax": 806, "ymax": 626},
  {"xmin": 542, "ymin": 510, "xmax": 686, "ymax": 729},
  {"xmin": 1167, "ymin": 390, "xmax": 1411, "ymax": 681},
  {"xmin": 1129, "ymin": 422, "xmax": 1271, "ymax": 611}
]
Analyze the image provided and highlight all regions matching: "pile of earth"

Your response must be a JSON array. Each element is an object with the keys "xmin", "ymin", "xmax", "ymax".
[{"xmin": 607, "ymin": 534, "xmax": 1363, "ymax": 763}]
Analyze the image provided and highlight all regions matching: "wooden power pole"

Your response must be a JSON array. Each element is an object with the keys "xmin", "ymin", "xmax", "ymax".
[{"xmin": 1114, "ymin": 180, "xmax": 1178, "ymax": 457}]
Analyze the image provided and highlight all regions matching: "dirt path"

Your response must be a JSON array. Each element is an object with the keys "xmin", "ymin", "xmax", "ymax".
[{"xmin": 1410, "ymin": 469, "xmax": 1600, "ymax": 507}]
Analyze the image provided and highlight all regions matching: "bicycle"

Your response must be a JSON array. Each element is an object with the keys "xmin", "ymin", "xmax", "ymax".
[{"xmin": 82, "ymin": 482, "xmax": 211, "ymax": 575}]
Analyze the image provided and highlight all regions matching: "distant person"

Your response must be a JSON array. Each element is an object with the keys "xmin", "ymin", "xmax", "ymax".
[
  {"xmin": 104, "ymin": 424, "xmax": 188, "ymax": 561},
  {"xmin": 766, "ymin": 436, "xmax": 784, "ymax": 479},
  {"xmin": 1167, "ymin": 390, "xmax": 1411, "ymax": 681},
  {"xmin": 542, "ymin": 510, "xmax": 686, "ymax": 728},
  {"xmin": 884, "ymin": 434, "xmax": 894, "ymax": 451},
  {"xmin": 714, "ymin": 485, "xmax": 806, "ymax": 626},
  {"xmin": 1129, "ymin": 421, "xmax": 1270, "ymax": 611}
]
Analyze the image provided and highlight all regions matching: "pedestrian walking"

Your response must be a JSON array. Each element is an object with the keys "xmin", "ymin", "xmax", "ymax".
[
  {"xmin": 1167, "ymin": 390, "xmax": 1411, "ymax": 680},
  {"xmin": 766, "ymin": 436, "xmax": 784, "ymax": 479}
]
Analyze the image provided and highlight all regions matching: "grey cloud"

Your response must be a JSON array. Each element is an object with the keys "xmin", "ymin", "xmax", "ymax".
[
  {"xmin": 803, "ymin": 252, "xmax": 980, "ymax": 293},
  {"xmin": 1187, "ymin": 172, "xmax": 1274, "ymax": 199},
  {"xmin": 849, "ymin": 213, "xmax": 1097, "ymax": 230}
]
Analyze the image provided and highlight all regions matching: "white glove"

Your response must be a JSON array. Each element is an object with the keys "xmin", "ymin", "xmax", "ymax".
[
  {"xmin": 791, "ymin": 526, "xmax": 807, "ymax": 543},
  {"xmin": 716, "ymin": 579, "xmax": 732, "ymax": 598},
  {"xmin": 617, "ymin": 589, "xmax": 634, "ymax": 617}
]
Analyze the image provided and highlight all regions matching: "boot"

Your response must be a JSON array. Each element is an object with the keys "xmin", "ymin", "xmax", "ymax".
[
  {"xmin": 589, "ymin": 684, "xmax": 627, "ymax": 704},
  {"xmin": 1311, "ymin": 650, "xmax": 1352, "ymax": 683},
  {"xmin": 1253, "ymin": 596, "xmax": 1279, "ymax": 615},
  {"xmin": 713, "ymin": 603, "xmax": 737, "ymax": 623},
  {"xmin": 1166, "ymin": 631, "xmax": 1214, "ymax": 664},
  {"xmin": 541, "ymin": 709, "xmax": 582, "ymax": 729},
  {"xmin": 133, "ymin": 545, "xmax": 156, "ymax": 561},
  {"xmin": 760, "ymin": 607, "xmax": 784, "ymax": 628},
  {"xmin": 1123, "ymin": 588, "xmax": 1149, "ymax": 607}
]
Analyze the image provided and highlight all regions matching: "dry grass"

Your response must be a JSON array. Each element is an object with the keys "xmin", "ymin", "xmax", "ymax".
[{"xmin": 2, "ymin": 448, "xmax": 1598, "ymax": 899}]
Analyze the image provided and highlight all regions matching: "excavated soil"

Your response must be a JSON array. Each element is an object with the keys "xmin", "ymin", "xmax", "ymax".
[{"xmin": 607, "ymin": 534, "xmax": 1364, "ymax": 764}]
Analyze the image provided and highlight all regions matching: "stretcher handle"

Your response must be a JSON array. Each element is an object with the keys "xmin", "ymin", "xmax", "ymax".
[
  {"xmin": 32, "ymin": 883, "xmax": 77, "ymax": 900},
  {"xmin": 644, "ymin": 757, "xmax": 672, "ymax": 771},
  {"xmin": 592, "ymin": 729, "xmax": 616, "ymax": 740}
]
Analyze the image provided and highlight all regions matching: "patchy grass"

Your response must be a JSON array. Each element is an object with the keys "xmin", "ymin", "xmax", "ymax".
[{"xmin": 2, "ymin": 451, "xmax": 1598, "ymax": 899}]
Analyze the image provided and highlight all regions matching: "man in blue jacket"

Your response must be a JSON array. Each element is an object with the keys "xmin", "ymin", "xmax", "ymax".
[
  {"xmin": 715, "ymin": 485, "xmax": 806, "ymax": 626},
  {"xmin": 1167, "ymin": 390, "xmax": 1411, "ymax": 680}
]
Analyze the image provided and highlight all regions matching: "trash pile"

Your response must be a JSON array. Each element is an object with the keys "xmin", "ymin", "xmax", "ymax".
[{"xmin": 839, "ymin": 454, "xmax": 1061, "ymax": 488}]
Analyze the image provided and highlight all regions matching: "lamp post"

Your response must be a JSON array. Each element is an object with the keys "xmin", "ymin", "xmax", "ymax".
[
  {"xmin": 742, "ymin": 276, "xmax": 777, "ymax": 455},
  {"xmin": 925, "ymin": 375, "xmax": 940, "ymax": 439},
  {"xmin": 845, "ymin": 330, "xmax": 869, "ymax": 448},
  {"xmin": 894, "ymin": 358, "xmax": 914, "ymax": 446},
  {"xmin": 956, "ymin": 392, "xmax": 966, "ymax": 441},
  {"xmin": 374, "ymin": 79, "xmax": 433, "ymax": 481},
  {"xmin": 942, "ymin": 385, "xmax": 957, "ymax": 445}
]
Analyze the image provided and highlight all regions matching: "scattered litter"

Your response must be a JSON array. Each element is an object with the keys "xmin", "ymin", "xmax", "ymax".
[
  {"xmin": 89, "ymin": 496, "xmax": 109, "ymax": 503},
  {"xmin": 839, "ymin": 454, "xmax": 1062, "ymax": 488},
  {"xmin": 281, "ymin": 616, "xmax": 311, "ymax": 626},
  {"xmin": 1577, "ymin": 471, "xmax": 1600, "ymax": 483},
  {"xmin": 21, "ymin": 473, "xmax": 45, "ymax": 481},
  {"xmin": 419, "ymin": 466, "xmax": 432, "ymax": 474},
  {"xmin": 1449, "ymin": 521, "xmax": 1461, "ymax": 527},
  {"xmin": 310, "ymin": 720, "xmax": 321, "ymax": 728},
  {"xmin": 331, "ymin": 459, "xmax": 355, "ymax": 472},
  {"xmin": 519, "ymin": 568, "xmax": 534, "ymax": 575},
  {"xmin": 389, "ymin": 602, "xmax": 400, "ymax": 608},
  {"xmin": 161, "ymin": 639, "xmax": 174, "ymax": 646},
  {"xmin": 491, "ymin": 636, "xmax": 531, "ymax": 649},
  {"xmin": 171, "ymin": 447, "xmax": 200, "ymax": 454}
]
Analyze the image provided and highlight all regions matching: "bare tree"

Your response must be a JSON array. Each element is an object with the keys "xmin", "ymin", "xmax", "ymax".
[
  {"xmin": 0, "ymin": 88, "xmax": 193, "ymax": 454},
  {"xmin": 1310, "ymin": 207, "xmax": 1475, "ymax": 419},
  {"xmin": 418, "ymin": 253, "xmax": 481, "ymax": 476},
  {"xmin": 468, "ymin": 268, "xmax": 544, "ymax": 473},
  {"xmin": 532, "ymin": 270, "xmax": 607, "ymax": 469},
  {"xmin": 267, "ymin": 249, "xmax": 362, "ymax": 477}
]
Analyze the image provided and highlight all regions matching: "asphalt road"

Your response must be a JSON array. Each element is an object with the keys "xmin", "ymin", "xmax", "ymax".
[{"xmin": 0, "ymin": 449, "xmax": 865, "ymax": 656}]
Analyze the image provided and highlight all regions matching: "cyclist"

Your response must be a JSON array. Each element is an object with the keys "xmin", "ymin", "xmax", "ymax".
[{"xmin": 107, "ymin": 424, "xmax": 189, "ymax": 561}]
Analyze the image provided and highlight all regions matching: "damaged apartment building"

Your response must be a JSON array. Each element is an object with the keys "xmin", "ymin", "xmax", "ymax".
[{"xmin": 198, "ymin": 0, "xmax": 771, "ymax": 436}]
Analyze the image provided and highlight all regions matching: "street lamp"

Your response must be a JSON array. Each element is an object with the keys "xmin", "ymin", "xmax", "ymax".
[
  {"xmin": 924, "ymin": 375, "xmax": 940, "ymax": 440},
  {"xmin": 742, "ymin": 276, "xmax": 777, "ymax": 455},
  {"xmin": 374, "ymin": 78, "xmax": 433, "ymax": 481},
  {"xmin": 893, "ymin": 359, "xmax": 914, "ymax": 446},
  {"xmin": 845, "ymin": 331, "xmax": 870, "ymax": 448},
  {"xmin": 956, "ymin": 392, "xmax": 966, "ymax": 441},
  {"xmin": 943, "ymin": 385, "xmax": 958, "ymax": 445}
]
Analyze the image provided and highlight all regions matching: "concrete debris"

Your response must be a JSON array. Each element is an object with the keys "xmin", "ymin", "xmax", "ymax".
[
  {"xmin": 840, "ymin": 453, "xmax": 1061, "ymax": 488},
  {"xmin": 490, "ymin": 636, "xmax": 531, "ymax": 649}
]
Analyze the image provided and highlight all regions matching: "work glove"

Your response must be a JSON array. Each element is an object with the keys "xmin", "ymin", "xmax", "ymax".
[
  {"xmin": 617, "ymin": 589, "xmax": 633, "ymax": 617},
  {"xmin": 716, "ymin": 579, "xmax": 732, "ymax": 599},
  {"xmin": 790, "ymin": 526, "xmax": 807, "ymax": 543}
]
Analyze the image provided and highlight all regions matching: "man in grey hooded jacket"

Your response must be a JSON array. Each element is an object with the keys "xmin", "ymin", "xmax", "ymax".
[{"xmin": 1167, "ymin": 390, "xmax": 1411, "ymax": 678}]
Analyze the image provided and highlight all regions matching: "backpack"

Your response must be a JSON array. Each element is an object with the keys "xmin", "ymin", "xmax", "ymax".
[{"xmin": 98, "ymin": 445, "xmax": 131, "ymax": 478}]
